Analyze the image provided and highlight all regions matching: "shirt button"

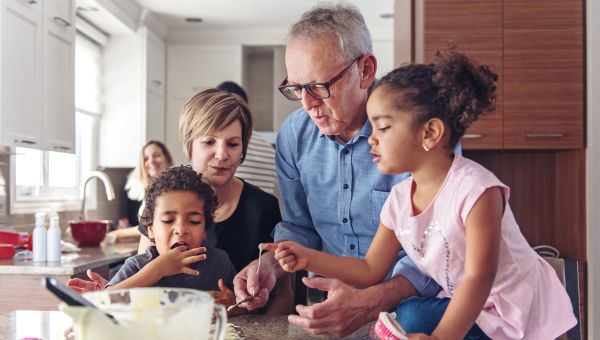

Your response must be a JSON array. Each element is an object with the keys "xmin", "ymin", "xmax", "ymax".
[
  {"xmin": 342, "ymin": 218, "xmax": 348, "ymax": 223},
  {"xmin": 343, "ymin": 149, "xmax": 349, "ymax": 154},
  {"xmin": 349, "ymin": 244, "xmax": 355, "ymax": 250},
  {"xmin": 343, "ymin": 184, "xmax": 349, "ymax": 189}
]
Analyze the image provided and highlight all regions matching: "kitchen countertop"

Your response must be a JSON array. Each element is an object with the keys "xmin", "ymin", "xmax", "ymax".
[
  {"xmin": 0, "ymin": 311, "xmax": 374, "ymax": 339},
  {"xmin": 0, "ymin": 243, "xmax": 138, "ymax": 276}
]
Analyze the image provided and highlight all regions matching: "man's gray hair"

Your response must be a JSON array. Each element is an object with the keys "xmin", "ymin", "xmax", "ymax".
[{"xmin": 286, "ymin": 2, "xmax": 372, "ymax": 62}]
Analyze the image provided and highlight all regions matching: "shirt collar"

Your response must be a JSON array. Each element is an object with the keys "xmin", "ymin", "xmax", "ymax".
[{"xmin": 319, "ymin": 117, "xmax": 372, "ymax": 144}]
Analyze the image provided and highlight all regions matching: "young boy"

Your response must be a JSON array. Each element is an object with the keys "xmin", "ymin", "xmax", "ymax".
[{"xmin": 106, "ymin": 165, "xmax": 237, "ymax": 307}]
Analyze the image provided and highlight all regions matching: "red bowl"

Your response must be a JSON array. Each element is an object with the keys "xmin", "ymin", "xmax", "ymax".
[{"xmin": 69, "ymin": 220, "xmax": 109, "ymax": 246}]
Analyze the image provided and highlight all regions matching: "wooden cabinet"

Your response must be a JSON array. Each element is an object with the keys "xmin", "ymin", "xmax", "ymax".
[
  {"xmin": 423, "ymin": 0, "xmax": 584, "ymax": 150},
  {"xmin": 424, "ymin": 1, "xmax": 503, "ymax": 149},
  {"xmin": 0, "ymin": 0, "xmax": 75, "ymax": 152},
  {"xmin": 503, "ymin": 0, "xmax": 584, "ymax": 149},
  {"xmin": 0, "ymin": 0, "xmax": 43, "ymax": 148}
]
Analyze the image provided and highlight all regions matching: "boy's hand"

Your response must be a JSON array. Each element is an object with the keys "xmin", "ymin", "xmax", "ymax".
[
  {"xmin": 67, "ymin": 269, "xmax": 107, "ymax": 292},
  {"xmin": 153, "ymin": 246, "xmax": 207, "ymax": 277},
  {"xmin": 263, "ymin": 241, "xmax": 310, "ymax": 272},
  {"xmin": 210, "ymin": 279, "xmax": 236, "ymax": 307}
]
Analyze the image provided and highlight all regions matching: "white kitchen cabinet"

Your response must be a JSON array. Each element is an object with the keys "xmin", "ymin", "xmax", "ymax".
[
  {"xmin": 165, "ymin": 44, "xmax": 242, "ymax": 164},
  {"xmin": 0, "ymin": 0, "xmax": 43, "ymax": 148},
  {"xmin": 42, "ymin": 0, "xmax": 75, "ymax": 152},
  {"xmin": 99, "ymin": 27, "xmax": 166, "ymax": 167},
  {"xmin": 0, "ymin": 0, "xmax": 75, "ymax": 152}
]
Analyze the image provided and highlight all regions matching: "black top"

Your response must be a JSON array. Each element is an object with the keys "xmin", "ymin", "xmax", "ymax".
[
  {"xmin": 106, "ymin": 246, "xmax": 237, "ymax": 291},
  {"xmin": 204, "ymin": 180, "xmax": 282, "ymax": 271}
]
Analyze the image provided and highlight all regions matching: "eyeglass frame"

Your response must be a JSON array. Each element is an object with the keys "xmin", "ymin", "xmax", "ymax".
[{"xmin": 277, "ymin": 55, "xmax": 363, "ymax": 101}]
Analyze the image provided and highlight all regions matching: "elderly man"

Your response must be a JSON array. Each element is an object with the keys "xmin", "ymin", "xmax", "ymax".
[{"xmin": 233, "ymin": 3, "xmax": 442, "ymax": 337}]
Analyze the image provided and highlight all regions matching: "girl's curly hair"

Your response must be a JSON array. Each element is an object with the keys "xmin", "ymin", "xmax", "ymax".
[
  {"xmin": 138, "ymin": 165, "xmax": 218, "ymax": 236},
  {"xmin": 375, "ymin": 48, "xmax": 497, "ymax": 149}
]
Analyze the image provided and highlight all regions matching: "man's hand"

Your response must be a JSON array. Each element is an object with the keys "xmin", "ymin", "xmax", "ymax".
[
  {"xmin": 263, "ymin": 241, "xmax": 311, "ymax": 273},
  {"xmin": 67, "ymin": 269, "xmax": 107, "ymax": 293},
  {"xmin": 288, "ymin": 277, "xmax": 380, "ymax": 337},
  {"xmin": 408, "ymin": 334, "xmax": 438, "ymax": 340},
  {"xmin": 152, "ymin": 246, "xmax": 206, "ymax": 277},
  {"xmin": 233, "ymin": 255, "xmax": 278, "ymax": 310}
]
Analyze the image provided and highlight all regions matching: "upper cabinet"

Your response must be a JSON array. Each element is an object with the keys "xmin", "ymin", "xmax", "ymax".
[
  {"xmin": 0, "ymin": 0, "xmax": 75, "ymax": 152},
  {"xmin": 99, "ymin": 27, "xmax": 166, "ymax": 167},
  {"xmin": 421, "ymin": 0, "xmax": 584, "ymax": 150},
  {"xmin": 42, "ymin": 0, "xmax": 75, "ymax": 153},
  {"xmin": 0, "ymin": 0, "xmax": 43, "ymax": 148},
  {"xmin": 503, "ymin": 0, "xmax": 584, "ymax": 149},
  {"xmin": 424, "ymin": 1, "xmax": 503, "ymax": 150}
]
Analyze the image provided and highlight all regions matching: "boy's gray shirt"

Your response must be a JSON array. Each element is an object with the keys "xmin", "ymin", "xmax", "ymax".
[{"xmin": 106, "ymin": 246, "xmax": 237, "ymax": 291}]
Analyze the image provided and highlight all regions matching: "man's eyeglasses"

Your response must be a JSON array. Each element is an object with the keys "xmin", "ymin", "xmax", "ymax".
[{"xmin": 278, "ymin": 56, "xmax": 362, "ymax": 101}]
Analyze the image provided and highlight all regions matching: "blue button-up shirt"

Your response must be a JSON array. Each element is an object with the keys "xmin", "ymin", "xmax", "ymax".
[{"xmin": 274, "ymin": 108, "xmax": 448, "ymax": 297}]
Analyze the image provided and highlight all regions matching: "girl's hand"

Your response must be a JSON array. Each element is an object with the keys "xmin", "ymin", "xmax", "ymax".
[
  {"xmin": 262, "ymin": 241, "xmax": 310, "ymax": 272},
  {"xmin": 153, "ymin": 246, "xmax": 207, "ymax": 277},
  {"xmin": 408, "ymin": 334, "xmax": 438, "ymax": 340},
  {"xmin": 210, "ymin": 279, "xmax": 236, "ymax": 307}
]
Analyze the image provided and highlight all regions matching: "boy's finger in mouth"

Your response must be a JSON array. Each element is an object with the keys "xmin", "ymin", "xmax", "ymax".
[{"xmin": 170, "ymin": 241, "xmax": 190, "ymax": 251}]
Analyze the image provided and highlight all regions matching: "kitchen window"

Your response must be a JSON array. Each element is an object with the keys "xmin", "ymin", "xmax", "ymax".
[{"xmin": 11, "ymin": 23, "xmax": 106, "ymax": 213}]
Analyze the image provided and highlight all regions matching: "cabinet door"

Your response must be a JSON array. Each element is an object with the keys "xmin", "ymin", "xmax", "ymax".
[
  {"xmin": 43, "ymin": 17, "xmax": 75, "ymax": 152},
  {"xmin": 1, "ymin": 0, "xmax": 43, "ymax": 148},
  {"xmin": 503, "ymin": 0, "xmax": 584, "ymax": 149},
  {"xmin": 424, "ymin": 0, "xmax": 503, "ymax": 149},
  {"xmin": 146, "ymin": 90, "xmax": 165, "ymax": 142},
  {"xmin": 43, "ymin": 0, "xmax": 73, "ymax": 25},
  {"xmin": 146, "ymin": 32, "xmax": 165, "ymax": 95}
]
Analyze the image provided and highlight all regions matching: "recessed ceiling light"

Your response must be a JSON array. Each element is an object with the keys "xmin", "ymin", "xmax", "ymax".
[
  {"xmin": 380, "ymin": 13, "xmax": 394, "ymax": 19},
  {"xmin": 185, "ymin": 17, "xmax": 203, "ymax": 23}
]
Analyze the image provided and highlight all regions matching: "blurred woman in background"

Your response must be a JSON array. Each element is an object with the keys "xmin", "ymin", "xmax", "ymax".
[{"xmin": 107, "ymin": 140, "xmax": 173, "ymax": 243}]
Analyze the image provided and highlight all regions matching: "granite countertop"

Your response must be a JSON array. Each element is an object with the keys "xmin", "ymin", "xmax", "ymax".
[
  {"xmin": 0, "ymin": 311, "xmax": 374, "ymax": 340},
  {"xmin": 0, "ymin": 243, "xmax": 138, "ymax": 276}
]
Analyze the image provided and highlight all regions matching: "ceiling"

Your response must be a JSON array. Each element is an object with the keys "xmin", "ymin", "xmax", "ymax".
[{"xmin": 134, "ymin": 0, "xmax": 394, "ymax": 35}]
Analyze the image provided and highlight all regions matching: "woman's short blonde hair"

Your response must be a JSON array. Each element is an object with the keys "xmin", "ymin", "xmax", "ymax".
[{"xmin": 179, "ymin": 88, "xmax": 253, "ymax": 162}]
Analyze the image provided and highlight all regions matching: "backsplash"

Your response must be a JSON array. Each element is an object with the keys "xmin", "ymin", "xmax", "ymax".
[{"xmin": 0, "ymin": 149, "xmax": 132, "ymax": 235}]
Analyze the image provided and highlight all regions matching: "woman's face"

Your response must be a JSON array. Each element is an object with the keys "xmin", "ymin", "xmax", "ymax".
[
  {"xmin": 190, "ymin": 120, "xmax": 244, "ymax": 187},
  {"xmin": 144, "ymin": 144, "xmax": 169, "ymax": 178}
]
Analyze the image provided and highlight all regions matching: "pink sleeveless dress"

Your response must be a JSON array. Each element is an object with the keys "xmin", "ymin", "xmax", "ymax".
[{"xmin": 380, "ymin": 155, "xmax": 576, "ymax": 339}]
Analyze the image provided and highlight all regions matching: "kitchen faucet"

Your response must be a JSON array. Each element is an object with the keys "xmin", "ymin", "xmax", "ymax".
[{"xmin": 79, "ymin": 171, "xmax": 116, "ymax": 220}]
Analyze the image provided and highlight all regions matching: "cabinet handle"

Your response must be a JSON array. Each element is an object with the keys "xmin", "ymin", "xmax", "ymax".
[
  {"xmin": 28, "ymin": 0, "xmax": 37, "ymax": 4},
  {"xmin": 152, "ymin": 80, "xmax": 163, "ymax": 86},
  {"xmin": 463, "ymin": 133, "xmax": 485, "ymax": 139},
  {"xmin": 525, "ymin": 133, "xmax": 564, "ymax": 139},
  {"xmin": 53, "ymin": 17, "xmax": 72, "ymax": 27},
  {"xmin": 14, "ymin": 139, "xmax": 37, "ymax": 145},
  {"xmin": 54, "ymin": 145, "xmax": 72, "ymax": 151}
]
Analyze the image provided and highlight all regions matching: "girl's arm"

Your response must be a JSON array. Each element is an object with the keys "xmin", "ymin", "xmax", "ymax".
[
  {"xmin": 431, "ymin": 187, "xmax": 503, "ymax": 339},
  {"xmin": 267, "ymin": 223, "xmax": 402, "ymax": 288}
]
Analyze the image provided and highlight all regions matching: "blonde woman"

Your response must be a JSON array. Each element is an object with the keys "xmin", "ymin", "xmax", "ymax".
[
  {"xmin": 68, "ymin": 89, "xmax": 290, "ymax": 313},
  {"xmin": 108, "ymin": 141, "xmax": 174, "ymax": 243}
]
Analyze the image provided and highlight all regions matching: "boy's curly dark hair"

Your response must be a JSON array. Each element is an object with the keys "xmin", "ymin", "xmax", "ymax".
[
  {"xmin": 374, "ymin": 48, "xmax": 497, "ymax": 149},
  {"xmin": 138, "ymin": 165, "xmax": 218, "ymax": 236}
]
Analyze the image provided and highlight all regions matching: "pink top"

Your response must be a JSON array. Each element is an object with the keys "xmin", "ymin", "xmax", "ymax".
[{"xmin": 381, "ymin": 155, "xmax": 576, "ymax": 339}]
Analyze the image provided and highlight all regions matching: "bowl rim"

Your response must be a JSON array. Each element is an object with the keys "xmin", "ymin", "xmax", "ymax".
[{"xmin": 69, "ymin": 219, "xmax": 111, "ymax": 225}]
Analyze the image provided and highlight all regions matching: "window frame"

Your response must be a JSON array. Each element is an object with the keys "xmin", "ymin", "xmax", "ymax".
[{"xmin": 9, "ymin": 19, "xmax": 107, "ymax": 215}]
